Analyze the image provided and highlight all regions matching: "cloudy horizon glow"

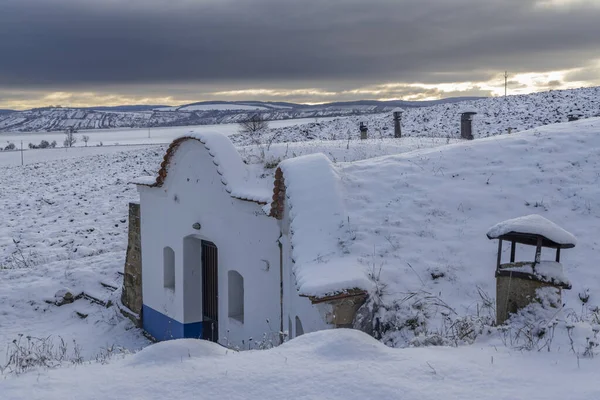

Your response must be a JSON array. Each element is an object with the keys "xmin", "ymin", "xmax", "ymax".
[{"xmin": 1, "ymin": 0, "xmax": 599, "ymax": 110}]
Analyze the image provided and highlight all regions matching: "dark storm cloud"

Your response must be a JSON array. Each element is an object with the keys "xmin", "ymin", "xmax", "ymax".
[{"xmin": 0, "ymin": 0, "xmax": 599, "ymax": 88}]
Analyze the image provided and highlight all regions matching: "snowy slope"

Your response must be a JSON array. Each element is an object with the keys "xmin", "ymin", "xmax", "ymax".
[
  {"xmin": 229, "ymin": 86, "xmax": 600, "ymax": 145},
  {"xmin": 329, "ymin": 118, "xmax": 600, "ymax": 347},
  {"xmin": 2, "ymin": 329, "xmax": 599, "ymax": 399},
  {"xmin": 2, "ymin": 117, "xmax": 600, "ymax": 386},
  {"xmin": 0, "ymin": 147, "xmax": 165, "ymax": 363}
]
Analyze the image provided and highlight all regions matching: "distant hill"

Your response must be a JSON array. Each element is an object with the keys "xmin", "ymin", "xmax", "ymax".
[
  {"xmin": 85, "ymin": 105, "xmax": 169, "ymax": 112},
  {"xmin": 314, "ymin": 97, "xmax": 486, "ymax": 108},
  {"xmin": 233, "ymin": 86, "xmax": 600, "ymax": 145},
  {"xmin": 0, "ymin": 97, "xmax": 487, "ymax": 133},
  {"xmin": 0, "ymin": 109, "xmax": 15, "ymax": 115}
]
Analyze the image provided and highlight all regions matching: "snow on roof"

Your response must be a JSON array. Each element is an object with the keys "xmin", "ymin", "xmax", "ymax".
[
  {"xmin": 131, "ymin": 175, "xmax": 157, "ymax": 186},
  {"xmin": 269, "ymin": 120, "xmax": 598, "ymax": 302},
  {"xmin": 277, "ymin": 154, "xmax": 372, "ymax": 297},
  {"xmin": 132, "ymin": 132, "xmax": 271, "ymax": 203},
  {"xmin": 487, "ymin": 214, "xmax": 577, "ymax": 246}
]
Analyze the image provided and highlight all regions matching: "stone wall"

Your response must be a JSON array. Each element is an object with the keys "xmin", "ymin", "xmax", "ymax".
[
  {"xmin": 496, "ymin": 275, "xmax": 561, "ymax": 325},
  {"xmin": 121, "ymin": 202, "xmax": 143, "ymax": 325},
  {"xmin": 319, "ymin": 292, "xmax": 368, "ymax": 329}
]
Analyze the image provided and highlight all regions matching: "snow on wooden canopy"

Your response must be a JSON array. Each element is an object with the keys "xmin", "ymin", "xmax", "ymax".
[
  {"xmin": 131, "ymin": 132, "xmax": 271, "ymax": 203},
  {"xmin": 487, "ymin": 214, "xmax": 576, "ymax": 248}
]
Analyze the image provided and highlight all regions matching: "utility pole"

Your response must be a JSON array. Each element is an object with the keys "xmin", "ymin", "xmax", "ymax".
[
  {"xmin": 148, "ymin": 127, "xmax": 151, "ymax": 139},
  {"xmin": 20, "ymin": 141, "xmax": 23, "ymax": 166},
  {"xmin": 504, "ymin": 71, "xmax": 508, "ymax": 97}
]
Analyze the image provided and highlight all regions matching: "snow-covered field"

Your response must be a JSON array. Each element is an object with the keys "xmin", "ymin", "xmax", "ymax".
[
  {"xmin": 2, "ymin": 329, "xmax": 599, "ymax": 400},
  {"xmin": 2, "ymin": 90, "xmax": 600, "ymax": 397},
  {"xmin": 0, "ymin": 116, "xmax": 338, "ymax": 151},
  {"xmin": 0, "ymin": 144, "xmax": 160, "ymax": 167}
]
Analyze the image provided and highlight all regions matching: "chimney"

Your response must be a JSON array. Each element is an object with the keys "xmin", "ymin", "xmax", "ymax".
[
  {"xmin": 393, "ymin": 110, "xmax": 402, "ymax": 138},
  {"xmin": 460, "ymin": 112, "xmax": 477, "ymax": 140},
  {"xmin": 359, "ymin": 122, "xmax": 368, "ymax": 140}
]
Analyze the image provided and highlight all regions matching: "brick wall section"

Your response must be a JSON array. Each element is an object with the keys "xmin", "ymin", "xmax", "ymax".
[
  {"xmin": 121, "ymin": 202, "xmax": 143, "ymax": 323},
  {"xmin": 269, "ymin": 167, "xmax": 285, "ymax": 219}
]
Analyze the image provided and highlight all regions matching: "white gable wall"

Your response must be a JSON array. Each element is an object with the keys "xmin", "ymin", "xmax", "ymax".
[
  {"xmin": 281, "ymin": 233, "xmax": 332, "ymax": 340},
  {"xmin": 139, "ymin": 140, "xmax": 281, "ymax": 347},
  {"xmin": 279, "ymin": 205, "xmax": 332, "ymax": 340}
]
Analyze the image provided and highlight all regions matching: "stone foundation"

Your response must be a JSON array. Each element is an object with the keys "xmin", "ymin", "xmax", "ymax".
[
  {"xmin": 121, "ymin": 202, "xmax": 143, "ymax": 326},
  {"xmin": 496, "ymin": 275, "xmax": 561, "ymax": 325},
  {"xmin": 320, "ymin": 293, "xmax": 368, "ymax": 328}
]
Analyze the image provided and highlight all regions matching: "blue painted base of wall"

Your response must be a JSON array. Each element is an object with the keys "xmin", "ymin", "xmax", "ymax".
[{"xmin": 142, "ymin": 305, "xmax": 203, "ymax": 341}]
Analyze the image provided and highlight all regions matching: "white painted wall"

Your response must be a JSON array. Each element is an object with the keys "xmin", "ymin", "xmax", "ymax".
[
  {"xmin": 280, "ymin": 232, "xmax": 332, "ymax": 342},
  {"xmin": 139, "ymin": 140, "xmax": 281, "ymax": 348}
]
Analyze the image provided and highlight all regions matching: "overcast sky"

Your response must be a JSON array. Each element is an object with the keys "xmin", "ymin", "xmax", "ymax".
[{"xmin": 1, "ymin": 0, "xmax": 599, "ymax": 109}]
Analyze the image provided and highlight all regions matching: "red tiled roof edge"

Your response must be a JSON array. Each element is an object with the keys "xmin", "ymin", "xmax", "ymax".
[
  {"xmin": 135, "ymin": 136, "xmax": 192, "ymax": 188},
  {"xmin": 135, "ymin": 136, "xmax": 268, "ymax": 205}
]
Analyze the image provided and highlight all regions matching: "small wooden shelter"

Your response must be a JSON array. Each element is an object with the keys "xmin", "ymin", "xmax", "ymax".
[{"xmin": 487, "ymin": 214, "xmax": 576, "ymax": 324}]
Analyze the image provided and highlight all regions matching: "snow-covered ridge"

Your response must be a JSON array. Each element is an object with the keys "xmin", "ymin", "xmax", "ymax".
[{"xmin": 229, "ymin": 86, "xmax": 600, "ymax": 145}]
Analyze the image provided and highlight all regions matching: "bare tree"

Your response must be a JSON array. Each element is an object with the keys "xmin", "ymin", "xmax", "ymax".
[
  {"xmin": 63, "ymin": 130, "xmax": 77, "ymax": 148},
  {"xmin": 239, "ymin": 114, "xmax": 272, "ymax": 161},
  {"xmin": 82, "ymin": 135, "xmax": 90, "ymax": 147},
  {"xmin": 239, "ymin": 114, "xmax": 269, "ymax": 135}
]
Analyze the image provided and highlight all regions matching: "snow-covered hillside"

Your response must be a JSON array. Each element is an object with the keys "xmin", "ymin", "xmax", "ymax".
[
  {"xmin": 0, "ymin": 102, "xmax": 376, "ymax": 133},
  {"xmin": 229, "ymin": 86, "xmax": 600, "ymax": 145},
  {"xmin": 333, "ymin": 118, "xmax": 600, "ymax": 347},
  {"xmin": 5, "ymin": 87, "xmax": 598, "ymax": 135}
]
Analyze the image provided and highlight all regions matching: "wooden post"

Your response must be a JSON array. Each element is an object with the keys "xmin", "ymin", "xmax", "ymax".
[
  {"xmin": 496, "ymin": 239, "xmax": 503, "ymax": 270},
  {"xmin": 555, "ymin": 248, "xmax": 561, "ymax": 263},
  {"xmin": 510, "ymin": 241, "xmax": 516, "ymax": 263},
  {"xmin": 535, "ymin": 237, "xmax": 543, "ymax": 264}
]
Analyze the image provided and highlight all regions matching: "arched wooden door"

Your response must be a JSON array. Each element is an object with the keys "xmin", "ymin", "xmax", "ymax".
[{"xmin": 201, "ymin": 240, "xmax": 219, "ymax": 342}]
